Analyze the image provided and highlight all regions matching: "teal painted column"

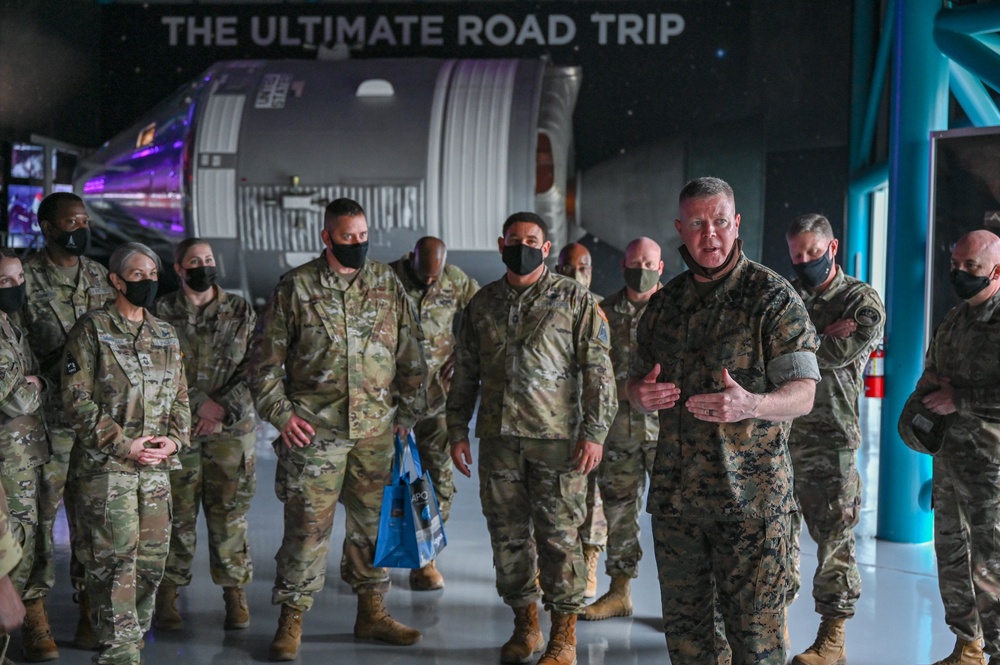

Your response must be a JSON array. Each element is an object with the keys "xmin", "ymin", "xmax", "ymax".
[{"xmin": 877, "ymin": 0, "xmax": 947, "ymax": 543}]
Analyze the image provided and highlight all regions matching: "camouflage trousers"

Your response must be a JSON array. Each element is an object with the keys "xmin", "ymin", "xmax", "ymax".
[
  {"xmin": 272, "ymin": 427, "xmax": 393, "ymax": 610},
  {"xmin": 478, "ymin": 436, "xmax": 587, "ymax": 615},
  {"xmin": 596, "ymin": 438, "xmax": 656, "ymax": 578},
  {"xmin": 0, "ymin": 466, "xmax": 40, "ymax": 594},
  {"xmin": 933, "ymin": 454, "xmax": 1000, "ymax": 654},
  {"xmin": 412, "ymin": 415, "xmax": 454, "ymax": 523},
  {"xmin": 581, "ymin": 473, "xmax": 608, "ymax": 549},
  {"xmin": 787, "ymin": 445, "xmax": 861, "ymax": 618},
  {"xmin": 25, "ymin": 424, "xmax": 84, "ymax": 599},
  {"xmin": 652, "ymin": 514, "xmax": 792, "ymax": 665},
  {"xmin": 75, "ymin": 468, "xmax": 171, "ymax": 665},
  {"xmin": 163, "ymin": 433, "xmax": 256, "ymax": 588}
]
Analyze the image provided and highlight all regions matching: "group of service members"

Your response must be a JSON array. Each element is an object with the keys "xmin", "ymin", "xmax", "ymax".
[{"xmin": 0, "ymin": 176, "xmax": 995, "ymax": 665}]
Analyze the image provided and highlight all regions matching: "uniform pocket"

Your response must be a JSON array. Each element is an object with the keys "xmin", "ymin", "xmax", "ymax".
[{"xmin": 753, "ymin": 514, "xmax": 791, "ymax": 612}]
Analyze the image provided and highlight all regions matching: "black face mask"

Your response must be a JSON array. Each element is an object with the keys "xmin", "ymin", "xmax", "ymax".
[
  {"xmin": 119, "ymin": 278, "xmax": 157, "ymax": 309},
  {"xmin": 329, "ymin": 240, "xmax": 369, "ymax": 270},
  {"xmin": 792, "ymin": 249, "xmax": 833, "ymax": 289},
  {"xmin": 0, "ymin": 282, "xmax": 26, "ymax": 315},
  {"xmin": 185, "ymin": 266, "xmax": 217, "ymax": 293},
  {"xmin": 502, "ymin": 243, "xmax": 545, "ymax": 276},
  {"xmin": 950, "ymin": 269, "xmax": 993, "ymax": 301},
  {"xmin": 624, "ymin": 267, "xmax": 660, "ymax": 293},
  {"xmin": 53, "ymin": 227, "xmax": 90, "ymax": 257}
]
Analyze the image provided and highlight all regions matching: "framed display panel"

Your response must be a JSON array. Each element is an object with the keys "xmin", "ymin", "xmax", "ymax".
[{"xmin": 928, "ymin": 126, "xmax": 1000, "ymax": 336}]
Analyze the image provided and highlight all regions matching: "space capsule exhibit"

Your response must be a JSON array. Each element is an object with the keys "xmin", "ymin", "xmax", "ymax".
[{"xmin": 75, "ymin": 57, "xmax": 580, "ymax": 302}]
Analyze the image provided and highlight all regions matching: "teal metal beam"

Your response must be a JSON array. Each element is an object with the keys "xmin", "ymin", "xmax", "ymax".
[
  {"xmin": 949, "ymin": 60, "xmax": 1000, "ymax": 127},
  {"xmin": 878, "ymin": 0, "xmax": 946, "ymax": 544},
  {"xmin": 935, "ymin": 4, "xmax": 1000, "ymax": 93},
  {"xmin": 850, "ymin": 0, "xmax": 878, "ymax": 171},
  {"xmin": 857, "ymin": 0, "xmax": 896, "ymax": 172},
  {"xmin": 845, "ymin": 162, "xmax": 888, "ymax": 283}
]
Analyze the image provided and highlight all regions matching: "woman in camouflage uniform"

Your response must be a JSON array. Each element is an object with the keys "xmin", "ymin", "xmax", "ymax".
[
  {"xmin": 153, "ymin": 238, "xmax": 257, "ymax": 632},
  {"xmin": 0, "ymin": 250, "xmax": 49, "ymax": 657},
  {"xmin": 62, "ymin": 242, "xmax": 189, "ymax": 665}
]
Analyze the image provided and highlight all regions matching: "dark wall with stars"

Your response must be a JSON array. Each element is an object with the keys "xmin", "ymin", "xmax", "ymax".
[{"xmin": 1, "ymin": 0, "xmax": 854, "ymax": 271}]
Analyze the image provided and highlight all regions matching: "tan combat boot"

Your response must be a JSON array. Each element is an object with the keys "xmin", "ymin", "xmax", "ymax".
[
  {"xmin": 792, "ymin": 617, "xmax": 846, "ymax": 665},
  {"xmin": 537, "ymin": 611, "xmax": 578, "ymax": 665},
  {"xmin": 409, "ymin": 560, "xmax": 444, "ymax": 591},
  {"xmin": 21, "ymin": 598, "xmax": 58, "ymax": 662},
  {"xmin": 268, "ymin": 604, "xmax": 303, "ymax": 661},
  {"xmin": 73, "ymin": 591, "xmax": 98, "ymax": 650},
  {"xmin": 581, "ymin": 576, "xmax": 632, "ymax": 621},
  {"xmin": 353, "ymin": 593, "xmax": 421, "ymax": 646},
  {"xmin": 223, "ymin": 586, "xmax": 250, "ymax": 629},
  {"xmin": 582, "ymin": 545, "xmax": 600, "ymax": 599},
  {"xmin": 500, "ymin": 603, "xmax": 544, "ymax": 663},
  {"xmin": 929, "ymin": 638, "xmax": 987, "ymax": 665},
  {"xmin": 153, "ymin": 584, "xmax": 183, "ymax": 631}
]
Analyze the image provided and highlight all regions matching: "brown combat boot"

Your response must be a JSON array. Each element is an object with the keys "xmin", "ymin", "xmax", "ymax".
[
  {"xmin": 153, "ymin": 584, "xmax": 183, "ymax": 631},
  {"xmin": 223, "ymin": 586, "xmax": 250, "ymax": 629},
  {"xmin": 500, "ymin": 603, "xmax": 544, "ymax": 663},
  {"xmin": 73, "ymin": 591, "xmax": 98, "ymax": 650},
  {"xmin": 409, "ymin": 560, "xmax": 444, "ymax": 591},
  {"xmin": 353, "ymin": 593, "xmax": 421, "ymax": 646},
  {"xmin": 21, "ymin": 598, "xmax": 58, "ymax": 662},
  {"xmin": 582, "ymin": 545, "xmax": 600, "ymax": 598},
  {"xmin": 792, "ymin": 617, "xmax": 846, "ymax": 665},
  {"xmin": 929, "ymin": 638, "xmax": 987, "ymax": 665},
  {"xmin": 268, "ymin": 604, "xmax": 303, "ymax": 661},
  {"xmin": 537, "ymin": 611, "xmax": 578, "ymax": 665},
  {"xmin": 581, "ymin": 576, "xmax": 632, "ymax": 621}
]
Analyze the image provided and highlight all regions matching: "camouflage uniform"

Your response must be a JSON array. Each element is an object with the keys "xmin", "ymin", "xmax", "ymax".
[
  {"xmin": 580, "ymin": 289, "xmax": 609, "ymax": 552},
  {"xmin": 389, "ymin": 254, "xmax": 478, "ymax": 523},
  {"xmin": 446, "ymin": 269, "xmax": 616, "ymax": 614},
  {"xmin": 0, "ymin": 314, "xmax": 49, "ymax": 593},
  {"xmin": 154, "ymin": 288, "xmax": 257, "ymax": 588},
  {"xmin": 0, "ymin": 481, "xmax": 23, "ymax": 580},
  {"xmin": 787, "ymin": 269, "xmax": 884, "ymax": 619},
  {"xmin": 63, "ymin": 303, "xmax": 190, "ymax": 665},
  {"xmin": 19, "ymin": 251, "xmax": 114, "ymax": 599},
  {"xmin": 633, "ymin": 254, "xmax": 820, "ymax": 665},
  {"xmin": 599, "ymin": 287, "xmax": 659, "ymax": 579},
  {"xmin": 248, "ymin": 256, "xmax": 425, "ymax": 610},
  {"xmin": 921, "ymin": 289, "xmax": 1000, "ymax": 657}
]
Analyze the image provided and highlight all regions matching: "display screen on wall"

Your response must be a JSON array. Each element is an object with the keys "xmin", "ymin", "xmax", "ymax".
[
  {"xmin": 928, "ymin": 126, "xmax": 1000, "ymax": 331},
  {"xmin": 10, "ymin": 143, "xmax": 44, "ymax": 180},
  {"xmin": 6, "ymin": 183, "xmax": 44, "ymax": 245}
]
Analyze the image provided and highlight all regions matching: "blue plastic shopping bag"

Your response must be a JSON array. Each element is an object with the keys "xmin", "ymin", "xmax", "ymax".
[{"xmin": 373, "ymin": 432, "xmax": 447, "ymax": 569}]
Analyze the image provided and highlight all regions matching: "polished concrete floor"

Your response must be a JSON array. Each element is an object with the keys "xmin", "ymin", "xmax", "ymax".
[{"xmin": 18, "ymin": 400, "xmax": 959, "ymax": 664}]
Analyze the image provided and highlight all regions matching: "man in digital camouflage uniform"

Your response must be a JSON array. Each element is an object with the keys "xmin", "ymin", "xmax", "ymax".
[
  {"xmin": 449, "ymin": 212, "xmax": 616, "ymax": 665},
  {"xmin": 784, "ymin": 213, "xmax": 885, "ymax": 665},
  {"xmin": 918, "ymin": 230, "xmax": 1000, "ymax": 665},
  {"xmin": 249, "ymin": 198, "xmax": 426, "ymax": 661},
  {"xmin": 18, "ymin": 192, "xmax": 114, "ymax": 659},
  {"xmin": 555, "ymin": 242, "xmax": 608, "ymax": 599},
  {"xmin": 582, "ymin": 237, "xmax": 662, "ymax": 622},
  {"xmin": 628, "ymin": 177, "xmax": 819, "ymax": 665},
  {"xmin": 389, "ymin": 236, "xmax": 478, "ymax": 591}
]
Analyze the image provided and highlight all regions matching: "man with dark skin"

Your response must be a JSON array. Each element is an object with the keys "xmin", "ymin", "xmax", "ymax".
[
  {"xmin": 20, "ymin": 192, "xmax": 114, "ymax": 658},
  {"xmin": 555, "ymin": 241, "xmax": 607, "ymax": 598},
  {"xmin": 389, "ymin": 236, "xmax": 478, "ymax": 590}
]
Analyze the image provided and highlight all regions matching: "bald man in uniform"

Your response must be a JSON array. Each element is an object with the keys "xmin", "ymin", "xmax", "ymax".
[
  {"xmin": 918, "ymin": 230, "xmax": 1000, "ymax": 665},
  {"xmin": 583, "ymin": 237, "xmax": 662, "ymax": 621},
  {"xmin": 556, "ymin": 242, "xmax": 607, "ymax": 598},
  {"xmin": 389, "ymin": 237, "xmax": 478, "ymax": 590}
]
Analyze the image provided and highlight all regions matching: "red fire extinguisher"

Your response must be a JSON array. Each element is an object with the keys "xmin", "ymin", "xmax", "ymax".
[{"xmin": 864, "ymin": 342, "xmax": 885, "ymax": 398}]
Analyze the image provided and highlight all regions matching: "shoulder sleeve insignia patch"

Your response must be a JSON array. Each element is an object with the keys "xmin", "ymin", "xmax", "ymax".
[{"xmin": 855, "ymin": 305, "xmax": 882, "ymax": 327}]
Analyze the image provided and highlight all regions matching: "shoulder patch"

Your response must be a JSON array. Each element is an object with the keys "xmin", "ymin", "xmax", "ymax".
[
  {"xmin": 595, "ymin": 304, "xmax": 610, "ymax": 344},
  {"xmin": 596, "ymin": 304, "xmax": 609, "ymax": 323},
  {"xmin": 855, "ymin": 306, "xmax": 882, "ymax": 327},
  {"xmin": 65, "ymin": 351, "xmax": 81, "ymax": 375}
]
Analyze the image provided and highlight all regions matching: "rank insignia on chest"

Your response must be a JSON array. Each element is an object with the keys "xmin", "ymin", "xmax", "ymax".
[
  {"xmin": 65, "ymin": 352, "xmax": 80, "ymax": 375},
  {"xmin": 855, "ymin": 306, "xmax": 882, "ymax": 326}
]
